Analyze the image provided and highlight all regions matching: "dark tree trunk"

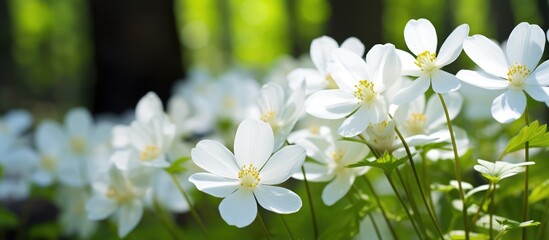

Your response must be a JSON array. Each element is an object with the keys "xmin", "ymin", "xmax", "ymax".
[
  {"xmin": 327, "ymin": 0, "xmax": 383, "ymax": 48},
  {"xmin": 89, "ymin": 0, "xmax": 184, "ymax": 114},
  {"xmin": 490, "ymin": 0, "xmax": 514, "ymax": 42}
]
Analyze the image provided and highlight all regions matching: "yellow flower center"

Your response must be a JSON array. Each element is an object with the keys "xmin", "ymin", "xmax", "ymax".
[
  {"xmin": 260, "ymin": 111, "xmax": 280, "ymax": 133},
  {"xmin": 70, "ymin": 137, "xmax": 86, "ymax": 154},
  {"xmin": 330, "ymin": 150, "xmax": 345, "ymax": 164},
  {"xmin": 106, "ymin": 186, "xmax": 134, "ymax": 203},
  {"xmin": 405, "ymin": 112, "xmax": 427, "ymax": 135},
  {"xmin": 415, "ymin": 51, "xmax": 437, "ymax": 72},
  {"xmin": 41, "ymin": 155, "xmax": 57, "ymax": 171},
  {"xmin": 223, "ymin": 96, "xmax": 236, "ymax": 109},
  {"xmin": 309, "ymin": 125, "xmax": 320, "ymax": 135},
  {"xmin": 139, "ymin": 145, "xmax": 160, "ymax": 161},
  {"xmin": 354, "ymin": 80, "xmax": 377, "ymax": 104},
  {"xmin": 507, "ymin": 63, "xmax": 530, "ymax": 89},
  {"xmin": 238, "ymin": 164, "xmax": 260, "ymax": 189}
]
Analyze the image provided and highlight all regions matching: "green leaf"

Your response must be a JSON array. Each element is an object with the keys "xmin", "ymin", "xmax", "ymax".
[
  {"xmin": 0, "ymin": 207, "xmax": 18, "ymax": 228},
  {"xmin": 449, "ymin": 230, "xmax": 489, "ymax": 240},
  {"xmin": 347, "ymin": 151, "xmax": 411, "ymax": 174},
  {"xmin": 165, "ymin": 156, "xmax": 190, "ymax": 174},
  {"xmin": 319, "ymin": 195, "xmax": 372, "ymax": 240},
  {"xmin": 504, "ymin": 121, "xmax": 549, "ymax": 155},
  {"xmin": 529, "ymin": 179, "xmax": 549, "ymax": 204}
]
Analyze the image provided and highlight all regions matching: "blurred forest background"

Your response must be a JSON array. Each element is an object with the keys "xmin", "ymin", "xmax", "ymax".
[{"xmin": 1, "ymin": 0, "xmax": 549, "ymax": 117}]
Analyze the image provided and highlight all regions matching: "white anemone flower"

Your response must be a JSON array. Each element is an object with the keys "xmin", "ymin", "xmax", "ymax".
[
  {"xmin": 305, "ymin": 44, "xmax": 401, "ymax": 137},
  {"xmin": 0, "ymin": 109, "xmax": 32, "ymax": 143},
  {"xmin": 289, "ymin": 126, "xmax": 370, "ymax": 206},
  {"xmin": 255, "ymin": 82, "xmax": 305, "ymax": 150},
  {"xmin": 188, "ymin": 119, "xmax": 305, "ymax": 228},
  {"xmin": 57, "ymin": 187, "xmax": 97, "ymax": 239},
  {"xmin": 393, "ymin": 19, "xmax": 470, "ymax": 105},
  {"xmin": 457, "ymin": 22, "xmax": 549, "ymax": 123},
  {"xmin": 362, "ymin": 120, "xmax": 437, "ymax": 157},
  {"xmin": 288, "ymin": 36, "xmax": 365, "ymax": 95},
  {"xmin": 111, "ymin": 92, "xmax": 176, "ymax": 171},
  {"xmin": 474, "ymin": 159, "xmax": 535, "ymax": 183},
  {"xmin": 86, "ymin": 167, "xmax": 149, "ymax": 238},
  {"xmin": 0, "ymin": 147, "xmax": 39, "ymax": 200}
]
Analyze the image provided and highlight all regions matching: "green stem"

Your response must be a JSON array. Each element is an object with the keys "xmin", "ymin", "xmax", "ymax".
[
  {"xmin": 490, "ymin": 182, "xmax": 496, "ymax": 240},
  {"xmin": 257, "ymin": 212, "xmax": 271, "ymax": 240},
  {"xmin": 395, "ymin": 126, "xmax": 445, "ymax": 239},
  {"xmin": 471, "ymin": 182, "xmax": 493, "ymax": 226},
  {"xmin": 363, "ymin": 175, "xmax": 399, "ymax": 239},
  {"xmin": 395, "ymin": 168, "xmax": 428, "ymax": 239},
  {"xmin": 301, "ymin": 166, "xmax": 319, "ymax": 239},
  {"xmin": 385, "ymin": 172, "xmax": 423, "ymax": 239},
  {"xmin": 536, "ymin": 199, "xmax": 549, "ymax": 239},
  {"xmin": 369, "ymin": 213, "xmax": 383, "ymax": 240},
  {"xmin": 349, "ymin": 187, "xmax": 383, "ymax": 240},
  {"xmin": 421, "ymin": 151, "xmax": 435, "ymax": 210},
  {"xmin": 438, "ymin": 93, "xmax": 469, "ymax": 240},
  {"xmin": 153, "ymin": 201, "xmax": 181, "ymax": 240},
  {"xmin": 279, "ymin": 215, "xmax": 295, "ymax": 240},
  {"xmin": 168, "ymin": 172, "xmax": 209, "ymax": 240},
  {"xmin": 523, "ymin": 106, "xmax": 530, "ymax": 240}
]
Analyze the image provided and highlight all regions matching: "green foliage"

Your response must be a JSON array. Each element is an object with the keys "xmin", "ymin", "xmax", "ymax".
[
  {"xmin": 348, "ymin": 151, "xmax": 410, "ymax": 174},
  {"xmin": 529, "ymin": 178, "xmax": 549, "ymax": 204},
  {"xmin": 0, "ymin": 207, "xmax": 18, "ymax": 228},
  {"xmin": 29, "ymin": 222, "xmax": 61, "ymax": 240},
  {"xmin": 165, "ymin": 156, "xmax": 190, "ymax": 174},
  {"xmin": 503, "ymin": 121, "xmax": 549, "ymax": 156},
  {"xmin": 319, "ymin": 191, "xmax": 373, "ymax": 240}
]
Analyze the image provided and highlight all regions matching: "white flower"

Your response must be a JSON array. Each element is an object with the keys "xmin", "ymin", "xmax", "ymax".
[
  {"xmin": 288, "ymin": 36, "xmax": 365, "ymax": 95},
  {"xmin": 57, "ymin": 187, "xmax": 97, "ymax": 239},
  {"xmin": 188, "ymin": 119, "xmax": 305, "ymax": 228},
  {"xmin": 0, "ymin": 109, "xmax": 32, "ymax": 143},
  {"xmin": 457, "ymin": 22, "xmax": 549, "ymax": 123},
  {"xmin": 305, "ymin": 44, "xmax": 401, "ymax": 137},
  {"xmin": 111, "ymin": 92, "xmax": 176, "ymax": 171},
  {"xmin": 0, "ymin": 147, "xmax": 39, "ymax": 200},
  {"xmin": 289, "ymin": 126, "xmax": 369, "ymax": 206},
  {"xmin": 86, "ymin": 167, "xmax": 149, "ymax": 238},
  {"xmin": 362, "ymin": 120, "xmax": 436, "ymax": 157},
  {"xmin": 255, "ymin": 82, "xmax": 305, "ymax": 150},
  {"xmin": 473, "ymin": 159, "xmax": 534, "ymax": 183},
  {"xmin": 393, "ymin": 19, "xmax": 469, "ymax": 105}
]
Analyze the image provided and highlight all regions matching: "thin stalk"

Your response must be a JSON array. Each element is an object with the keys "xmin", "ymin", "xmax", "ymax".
[
  {"xmin": 279, "ymin": 215, "xmax": 295, "ymax": 240},
  {"xmin": 301, "ymin": 166, "xmax": 319, "ymax": 239},
  {"xmin": 421, "ymin": 151, "xmax": 435, "ymax": 210},
  {"xmin": 536, "ymin": 199, "xmax": 549, "ymax": 239},
  {"xmin": 363, "ymin": 175, "xmax": 399, "ymax": 239},
  {"xmin": 523, "ymin": 107, "xmax": 530, "ymax": 240},
  {"xmin": 438, "ymin": 93, "xmax": 468, "ymax": 240},
  {"xmin": 168, "ymin": 173, "xmax": 209, "ymax": 240},
  {"xmin": 350, "ymin": 187, "xmax": 383, "ymax": 240},
  {"xmin": 369, "ymin": 213, "xmax": 383, "ymax": 240},
  {"xmin": 395, "ymin": 126, "xmax": 445, "ymax": 239},
  {"xmin": 395, "ymin": 168, "xmax": 428, "ymax": 239},
  {"xmin": 385, "ymin": 172, "xmax": 423, "ymax": 239},
  {"xmin": 153, "ymin": 201, "xmax": 181, "ymax": 240},
  {"xmin": 257, "ymin": 212, "xmax": 271, "ymax": 240},
  {"xmin": 471, "ymin": 182, "xmax": 493, "ymax": 226},
  {"xmin": 490, "ymin": 183, "xmax": 496, "ymax": 240}
]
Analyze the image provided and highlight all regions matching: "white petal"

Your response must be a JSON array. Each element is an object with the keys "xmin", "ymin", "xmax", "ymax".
[
  {"xmin": 311, "ymin": 36, "xmax": 338, "ymax": 74},
  {"xmin": 367, "ymin": 44, "xmax": 401, "ymax": 91},
  {"xmin": 524, "ymin": 85, "xmax": 549, "ymax": 102},
  {"xmin": 234, "ymin": 119, "xmax": 274, "ymax": 168},
  {"xmin": 86, "ymin": 195, "xmax": 117, "ymax": 220},
  {"xmin": 188, "ymin": 173, "xmax": 240, "ymax": 198},
  {"xmin": 436, "ymin": 24, "xmax": 469, "ymax": 67},
  {"xmin": 322, "ymin": 173, "xmax": 354, "ymax": 206},
  {"xmin": 341, "ymin": 37, "xmax": 365, "ymax": 56},
  {"xmin": 287, "ymin": 68, "xmax": 326, "ymax": 95},
  {"xmin": 456, "ymin": 70, "xmax": 509, "ymax": 90},
  {"xmin": 191, "ymin": 140, "xmax": 239, "ymax": 179},
  {"xmin": 463, "ymin": 35, "xmax": 508, "ymax": 78},
  {"xmin": 329, "ymin": 48, "xmax": 369, "ymax": 91},
  {"xmin": 531, "ymin": 60, "xmax": 549, "ymax": 85},
  {"xmin": 491, "ymin": 90, "xmax": 526, "ymax": 123},
  {"xmin": 337, "ymin": 107, "xmax": 370, "ymax": 137},
  {"xmin": 257, "ymin": 83, "xmax": 284, "ymax": 115},
  {"xmin": 292, "ymin": 162, "xmax": 333, "ymax": 182},
  {"xmin": 219, "ymin": 189, "xmax": 257, "ymax": 228},
  {"xmin": 404, "ymin": 18, "xmax": 438, "ymax": 55},
  {"xmin": 111, "ymin": 149, "xmax": 134, "ymax": 171},
  {"xmin": 396, "ymin": 49, "xmax": 421, "ymax": 76},
  {"xmin": 254, "ymin": 185, "xmax": 302, "ymax": 214},
  {"xmin": 392, "ymin": 75, "xmax": 431, "ymax": 105},
  {"xmin": 135, "ymin": 92, "xmax": 164, "ymax": 123},
  {"xmin": 142, "ymin": 155, "xmax": 170, "ymax": 168},
  {"xmin": 260, "ymin": 145, "xmax": 305, "ymax": 185},
  {"xmin": 35, "ymin": 121, "xmax": 67, "ymax": 156},
  {"xmin": 3, "ymin": 110, "xmax": 32, "ymax": 135},
  {"xmin": 425, "ymin": 92, "xmax": 463, "ymax": 130},
  {"xmin": 117, "ymin": 200, "xmax": 143, "ymax": 238},
  {"xmin": 431, "ymin": 70, "xmax": 461, "ymax": 93},
  {"xmin": 65, "ymin": 108, "xmax": 92, "ymax": 139},
  {"xmin": 305, "ymin": 90, "xmax": 358, "ymax": 119},
  {"xmin": 506, "ymin": 22, "xmax": 545, "ymax": 71}
]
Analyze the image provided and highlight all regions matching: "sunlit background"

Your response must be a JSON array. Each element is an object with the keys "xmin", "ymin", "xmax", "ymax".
[{"xmin": 2, "ymin": 0, "xmax": 548, "ymax": 118}]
